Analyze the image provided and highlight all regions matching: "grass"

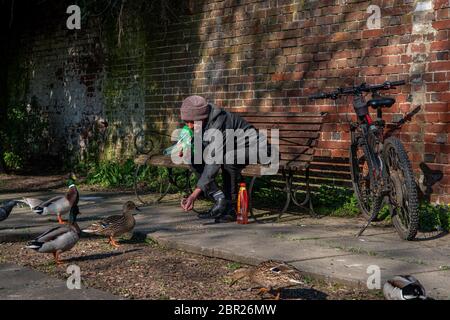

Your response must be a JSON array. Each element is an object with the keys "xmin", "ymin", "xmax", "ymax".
[
  {"xmin": 271, "ymin": 233, "xmax": 286, "ymax": 240},
  {"xmin": 290, "ymin": 237, "xmax": 321, "ymax": 241},
  {"xmin": 312, "ymin": 185, "xmax": 360, "ymax": 218},
  {"xmin": 144, "ymin": 237, "xmax": 159, "ymax": 246},
  {"xmin": 345, "ymin": 246, "xmax": 378, "ymax": 257},
  {"xmin": 226, "ymin": 262, "xmax": 242, "ymax": 271},
  {"xmin": 301, "ymin": 275, "xmax": 315, "ymax": 285},
  {"xmin": 418, "ymin": 202, "xmax": 450, "ymax": 232}
]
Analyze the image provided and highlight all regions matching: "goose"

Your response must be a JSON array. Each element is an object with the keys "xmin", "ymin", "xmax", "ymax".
[
  {"xmin": 82, "ymin": 201, "xmax": 139, "ymax": 247},
  {"xmin": 230, "ymin": 260, "xmax": 304, "ymax": 300},
  {"xmin": 0, "ymin": 200, "xmax": 18, "ymax": 222},
  {"xmin": 17, "ymin": 184, "xmax": 79, "ymax": 224},
  {"xmin": 26, "ymin": 205, "xmax": 81, "ymax": 265}
]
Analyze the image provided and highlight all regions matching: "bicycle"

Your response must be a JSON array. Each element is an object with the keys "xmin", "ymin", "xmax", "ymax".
[{"xmin": 309, "ymin": 80, "xmax": 420, "ymax": 240}]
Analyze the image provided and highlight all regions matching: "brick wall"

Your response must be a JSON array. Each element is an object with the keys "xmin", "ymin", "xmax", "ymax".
[
  {"xmin": 142, "ymin": 0, "xmax": 449, "ymax": 203},
  {"xmin": 10, "ymin": 0, "xmax": 450, "ymax": 203}
]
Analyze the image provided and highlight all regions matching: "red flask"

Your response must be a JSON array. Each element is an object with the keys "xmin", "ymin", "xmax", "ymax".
[{"xmin": 237, "ymin": 182, "xmax": 249, "ymax": 224}]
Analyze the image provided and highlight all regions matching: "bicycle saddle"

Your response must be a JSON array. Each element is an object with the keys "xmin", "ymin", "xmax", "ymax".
[{"xmin": 367, "ymin": 97, "xmax": 395, "ymax": 108}]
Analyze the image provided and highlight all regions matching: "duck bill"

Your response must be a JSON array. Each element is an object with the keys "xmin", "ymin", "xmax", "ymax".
[{"xmin": 33, "ymin": 208, "xmax": 44, "ymax": 215}]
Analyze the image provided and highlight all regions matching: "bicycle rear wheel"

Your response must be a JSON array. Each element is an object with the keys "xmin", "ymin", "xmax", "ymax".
[
  {"xmin": 383, "ymin": 137, "xmax": 419, "ymax": 240},
  {"xmin": 349, "ymin": 136, "xmax": 383, "ymax": 220}
]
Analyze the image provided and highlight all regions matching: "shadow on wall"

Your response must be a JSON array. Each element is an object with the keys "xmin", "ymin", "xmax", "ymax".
[{"xmin": 418, "ymin": 162, "xmax": 443, "ymax": 202}]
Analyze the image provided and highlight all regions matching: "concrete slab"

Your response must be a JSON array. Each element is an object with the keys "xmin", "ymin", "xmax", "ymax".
[{"xmin": 0, "ymin": 263, "xmax": 118, "ymax": 300}]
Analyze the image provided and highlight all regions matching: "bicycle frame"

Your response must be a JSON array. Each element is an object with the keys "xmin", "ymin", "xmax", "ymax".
[{"xmin": 309, "ymin": 80, "xmax": 420, "ymax": 240}]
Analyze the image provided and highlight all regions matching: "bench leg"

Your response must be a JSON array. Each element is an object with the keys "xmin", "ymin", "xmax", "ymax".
[
  {"xmin": 278, "ymin": 170, "xmax": 292, "ymax": 220},
  {"xmin": 134, "ymin": 164, "xmax": 171, "ymax": 206},
  {"xmin": 304, "ymin": 166, "xmax": 316, "ymax": 217},
  {"xmin": 290, "ymin": 166, "xmax": 317, "ymax": 217},
  {"xmin": 248, "ymin": 176, "xmax": 258, "ymax": 222},
  {"xmin": 248, "ymin": 174, "xmax": 292, "ymax": 223}
]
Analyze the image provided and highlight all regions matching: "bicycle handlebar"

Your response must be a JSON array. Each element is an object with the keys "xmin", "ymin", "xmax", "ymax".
[{"xmin": 309, "ymin": 80, "xmax": 406, "ymax": 100}]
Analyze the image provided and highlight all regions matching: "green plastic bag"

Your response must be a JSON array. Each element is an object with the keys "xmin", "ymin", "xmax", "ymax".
[{"xmin": 164, "ymin": 125, "xmax": 194, "ymax": 156}]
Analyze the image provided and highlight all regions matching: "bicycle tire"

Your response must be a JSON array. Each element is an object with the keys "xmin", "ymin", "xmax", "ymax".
[
  {"xmin": 349, "ymin": 135, "xmax": 383, "ymax": 221},
  {"xmin": 383, "ymin": 137, "xmax": 419, "ymax": 240}
]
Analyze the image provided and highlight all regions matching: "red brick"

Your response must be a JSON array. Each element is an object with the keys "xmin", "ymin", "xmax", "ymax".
[
  {"xmin": 426, "ymin": 124, "xmax": 449, "ymax": 134},
  {"xmin": 429, "ymin": 61, "xmax": 450, "ymax": 71},
  {"xmin": 330, "ymin": 32, "xmax": 352, "ymax": 42},
  {"xmin": 362, "ymin": 29, "xmax": 384, "ymax": 38},
  {"xmin": 382, "ymin": 45, "xmax": 405, "ymax": 55},
  {"xmin": 432, "ymin": 20, "xmax": 450, "ymax": 30},
  {"xmin": 382, "ymin": 65, "xmax": 405, "ymax": 74},
  {"xmin": 427, "ymin": 83, "xmax": 450, "ymax": 92},
  {"xmin": 434, "ymin": 73, "xmax": 447, "ymax": 82},
  {"xmin": 430, "ymin": 40, "xmax": 450, "ymax": 51},
  {"xmin": 425, "ymin": 103, "xmax": 449, "ymax": 113},
  {"xmin": 424, "ymin": 113, "xmax": 442, "ymax": 123},
  {"xmin": 440, "ymin": 92, "xmax": 450, "ymax": 102}
]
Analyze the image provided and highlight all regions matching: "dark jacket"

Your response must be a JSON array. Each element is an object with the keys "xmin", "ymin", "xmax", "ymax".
[{"xmin": 195, "ymin": 105, "xmax": 257, "ymax": 193}]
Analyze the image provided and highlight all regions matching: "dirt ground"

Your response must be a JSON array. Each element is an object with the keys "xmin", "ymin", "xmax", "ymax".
[
  {"xmin": 0, "ymin": 237, "xmax": 382, "ymax": 300},
  {"xmin": 0, "ymin": 173, "xmax": 68, "ymax": 192}
]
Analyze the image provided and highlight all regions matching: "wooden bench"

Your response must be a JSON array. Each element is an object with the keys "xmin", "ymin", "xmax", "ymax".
[{"xmin": 134, "ymin": 111, "xmax": 327, "ymax": 220}]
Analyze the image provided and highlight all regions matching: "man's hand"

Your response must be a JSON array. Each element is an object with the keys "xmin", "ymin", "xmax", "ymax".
[{"xmin": 181, "ymin": 188, "xmax": 202, "ymax": 211}]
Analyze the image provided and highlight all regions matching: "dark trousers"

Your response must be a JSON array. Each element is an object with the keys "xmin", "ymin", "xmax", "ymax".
[{"xmin": 191, "ymin": 163, "xmax": 246, "ymax": 204}]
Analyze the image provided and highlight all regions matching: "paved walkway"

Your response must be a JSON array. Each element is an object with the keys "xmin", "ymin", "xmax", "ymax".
[
  {"xmin": 0, "ymin": 263, "xmax": 117, "ymax": 299},
  {"xmin": 1, "ymin": 190, "xmax": 449, "ymax": 299}
]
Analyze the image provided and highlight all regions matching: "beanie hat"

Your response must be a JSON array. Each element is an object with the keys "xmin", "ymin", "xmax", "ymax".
[{"xmin": 180, "ymin": 95, "xmax": 210, "ymax": 121}]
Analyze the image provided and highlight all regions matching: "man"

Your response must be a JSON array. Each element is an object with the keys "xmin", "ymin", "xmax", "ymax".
[{"xmin": 179, "ymin": 95, "xmax": 259, "ymax": 223}]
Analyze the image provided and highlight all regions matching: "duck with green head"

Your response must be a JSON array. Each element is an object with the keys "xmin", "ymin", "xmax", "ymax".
[
  {"xmin": 16, "ymin": 173, "xmax": 79, "ymax": 224},
  {"xmin": 26, "ymin": 205, "xmax": 81, "ymax": 265}
]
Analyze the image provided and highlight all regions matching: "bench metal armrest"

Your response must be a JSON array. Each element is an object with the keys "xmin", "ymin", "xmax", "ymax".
[{"xmin": 134, "ymin": 129, "xmax": 172, "ymax": 155}]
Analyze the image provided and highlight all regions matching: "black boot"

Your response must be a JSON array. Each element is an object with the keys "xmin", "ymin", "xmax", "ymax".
[
  {"xmin": 214, "ymin": 203, "xmax": 237, "ymax": 223},
  {"xmin": 198, "ymin": 198, "xmax": 229, "ymax": 219}
]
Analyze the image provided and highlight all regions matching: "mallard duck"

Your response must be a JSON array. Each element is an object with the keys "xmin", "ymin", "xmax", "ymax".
[
  {"xmin": 383, "ymin": 275, "xmax": 430, "ymax": 300},
  {"xmin": 82, "ymin": 201, "xmax": 139, "ymax": 247},
  {"xmin": 17, "ymin": 184, "xmax": 79, "ymax": 224},
  {"xmin": 230, "ymin": 260, "xmax": 304, "ymax": 300},
  {"xmin": 0, "ymin": 200, "xmax": 18, "ymax": 222},
  {"xmin": 26, "ymin": 205, "xmax": 81, "ymax": 265}
]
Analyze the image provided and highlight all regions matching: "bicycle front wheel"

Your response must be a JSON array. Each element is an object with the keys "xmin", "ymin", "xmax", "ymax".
[
  {"xmin": 349, "ymin": 137, "xmax": 383, "ymax": 220},
  {"xmin": 383, "ymin": 137, "xmax": 419, "ymax": 240}
]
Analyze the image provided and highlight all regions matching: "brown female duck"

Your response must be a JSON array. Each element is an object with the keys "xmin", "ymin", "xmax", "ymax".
[
  {"xmin": 230, "ymin": 260, "xmax": 304, "ymax": 299},
  {"xmin": 82, "ymin": 201, "xmax": 139, "ymax": 247}
]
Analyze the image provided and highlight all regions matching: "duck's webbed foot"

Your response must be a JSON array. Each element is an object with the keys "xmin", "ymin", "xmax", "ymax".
[
  {"xmin": 257, "ymin": 287, "xmax": 270, "ymax": 296},
  {"xmin": 53, "ymin": 252, "xmax": 63, "ymax": 265},
  {"xmin": 57, "ymin": 215, "xmax": 67, "ymax": 224},
  {"xmin": 108, "ymin": 236, "xmax": 120, "ymax": 248}
]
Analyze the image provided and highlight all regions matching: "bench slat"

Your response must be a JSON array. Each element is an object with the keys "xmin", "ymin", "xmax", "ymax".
[
  {"xmin": 147, "ymin": 155, "xmax": 191, "ymax": 169},
  {"xmin": 237, "ymin": 112, "xmax": 325, "ymax": 117},
  {"xmin": 251, "ymin": 123, "xmax": 322, "ymax": 131},
  {"xmin": 242, "ymin": 116, "xmax": 325, "ymax": 124},
  {"xmin": 278, "ymin": 131, "xmax": 320, "ymax": 138}
]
